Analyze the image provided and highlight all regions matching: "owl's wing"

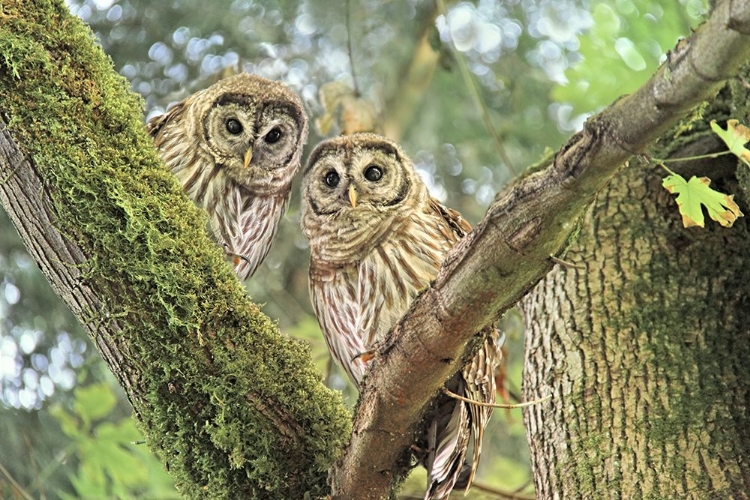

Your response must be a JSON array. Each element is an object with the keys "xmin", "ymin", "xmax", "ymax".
[
  {"xmin": 425, "ymin": 198, "xmax": 503, "ymax": 498},
  {"xmin": 425, "ymin": 329, "xmax": 501, "ymax": 500},
  {"xmin": 462, "ymin": 328, "xmax": 501, "ymax": 487},
  {"xmin": 429, "ymin": 197, "xmax": 472, "ymax": 242},
  {"xmin": 146, "ymin": 101, "xmax": 187, "ymax": 145}
]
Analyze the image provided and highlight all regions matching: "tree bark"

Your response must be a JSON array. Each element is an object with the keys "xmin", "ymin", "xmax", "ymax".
[
  {"xmin": 2, "ymin": 0, "xmax": 750, "ymax": 499},
  {"xmin": 522, "ymin": 98, "xmax": 750, "ymax": 496}
]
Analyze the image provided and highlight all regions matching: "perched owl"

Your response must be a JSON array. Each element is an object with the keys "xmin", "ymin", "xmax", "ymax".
[
  {"xmin": 147, "ymin": 73, "xmax": 308, "ymax": 280},
  {"xmin": 300, "ymin": 133, "xmax": 501, "ymax": 500}
]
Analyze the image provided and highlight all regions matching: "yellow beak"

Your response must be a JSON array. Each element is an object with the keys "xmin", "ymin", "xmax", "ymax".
[
  {"xmin": 243, "ymin": 148, "xmax": 253, "ymax": 169},
  {"xmin": 348, "ymin": 185, "xmax": 358, "ymax": 208}
]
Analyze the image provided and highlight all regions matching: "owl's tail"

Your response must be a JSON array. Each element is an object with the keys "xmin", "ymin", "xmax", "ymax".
[{"xmin": 422, "ymin": 328, "xmax": 502, "ymax": 500}]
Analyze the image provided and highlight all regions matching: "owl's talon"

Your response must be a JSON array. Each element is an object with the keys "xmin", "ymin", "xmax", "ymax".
[
  {"xmin": 220, "ymin": 242, "xmax": 252, "ymax": 265},
  {"xmin": 351, "ymin": 349, "xmax": 375, "ymax": 364}
]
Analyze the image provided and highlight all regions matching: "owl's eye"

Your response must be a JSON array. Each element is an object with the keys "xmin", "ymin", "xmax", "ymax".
[
  {"xmin": 265, "ymin": 127, "xmax": 283, "ymax": 144},
  {"xmin": 324, "ymin": 170, "xmax": 340, "ymax": 188},
  {"xmin": 225, "ymin": 118, "xmax": 243, "ymax": 135},
  {"xmin": 364, "ymin": 165, "xmax": 383, "ymax": 182}
]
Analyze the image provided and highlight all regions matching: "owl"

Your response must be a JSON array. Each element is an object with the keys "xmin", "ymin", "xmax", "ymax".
[
  {"xmin": 300, "ymin": 133, "xmax": 500, "ymax": 500},
  {"xmin": 147, "ymin": 73, "xmax": 308, "ymax": 280}
]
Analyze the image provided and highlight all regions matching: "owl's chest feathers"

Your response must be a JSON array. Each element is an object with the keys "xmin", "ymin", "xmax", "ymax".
[
  {"xmin": 168, "ymin": 149, "xmax": 286, "ymax": 257},
  {"xmin": 317, "ymin": 214, "xmax": 454, "ymax": 342}
]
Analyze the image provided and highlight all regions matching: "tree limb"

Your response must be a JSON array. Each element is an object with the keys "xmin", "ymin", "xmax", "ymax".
[
  {"xmin": 381, "ymin": 4, "xmax": 440, "ymax": 142},
  {"xmin": 329, "ymin": 1, "xmax": 750, "ymax": 497}
]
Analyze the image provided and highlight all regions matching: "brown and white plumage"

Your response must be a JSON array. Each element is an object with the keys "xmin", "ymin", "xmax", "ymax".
[
  {"xmin": 300, "ymin": 133, "xmax": 500, "ymax": 499},
  {"xmin": 147, "ymin": 73, "xmax": 308, "ymax": 280}
]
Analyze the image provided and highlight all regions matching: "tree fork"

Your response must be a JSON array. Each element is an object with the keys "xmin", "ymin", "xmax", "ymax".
[{"xmin": 331, "ymin": 1, "xmax": 750, "ymax": 497}]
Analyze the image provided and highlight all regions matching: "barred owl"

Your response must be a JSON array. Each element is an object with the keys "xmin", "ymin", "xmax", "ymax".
[
  {"xmin": 300, "ymin": 133, "xmax": 500, "ymax": 499},
  {"xmin": 147, "ymin": 73, "xmax": 308, "ymax": 280}
]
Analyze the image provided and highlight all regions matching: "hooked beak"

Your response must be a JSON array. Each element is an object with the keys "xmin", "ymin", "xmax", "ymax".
[
  {"xmin": 243, "ymin": 147, "xmax": 253, "ymax": 169},
  {"xmin": 348, "ymin": 185, "xmax": 358, "ymax": 208}
]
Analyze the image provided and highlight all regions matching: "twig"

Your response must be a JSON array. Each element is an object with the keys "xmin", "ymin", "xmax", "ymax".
[
  {"xmin": 23, "ymin": 431, "xmax": 45, "ymax": 500},
  {"xmin": 443, "ymin": 388, "xmax": 551, "ymax": 409},
  {"xmin": 549, "ymin": 254, "xmax": 585, "ymax": 270},
  {"xmin": 651, "ymin": 150, "xmax": 731, "ymax": 164},
  {"xmin": 472, "ymin": 481, "xmax": 536, "ymax": 500},
  {"xmin": 435, "ymin": 0, "xmax": 517, "ymax": 175},
  {"xmin": 0, "ymin": 461, "xmax": 34, "ymax": 500}
]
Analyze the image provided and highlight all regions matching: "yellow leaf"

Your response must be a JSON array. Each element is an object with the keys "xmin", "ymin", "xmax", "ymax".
[
  {"xmin": 662, "ymin": 173, "xmax": 743, "ymax": 228},
  {"xmin": 710, "ymin": 119, "xmax": 750, "ymax": 167}
]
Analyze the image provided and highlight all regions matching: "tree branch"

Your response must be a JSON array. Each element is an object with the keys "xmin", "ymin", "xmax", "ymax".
[
  {"xmin": 381, "ymin": 4, "xmax": 440, "ymax": 142},
  {"xmin": 329, "ymin": 1, "xmax": 750, "ymax": 497}
]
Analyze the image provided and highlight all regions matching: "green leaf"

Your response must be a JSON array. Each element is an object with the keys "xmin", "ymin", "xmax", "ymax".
[
  {"xmin": 553, "ymin": 1, "xmax": 706, "ymax": 114},
  {"xmin": 662, "ymin": 173, "xmax": 743, "ymax": 228},
  {"xmin": 710, "ymin": 119, "xmax": 750, "ymax": 167},
  {"xmin": 73, "ymin": 382, "xmax": 117, "ymax": 425},
  {"xmin": 50, "ymin": 403, "xmax": 82, "ymax": 438}
]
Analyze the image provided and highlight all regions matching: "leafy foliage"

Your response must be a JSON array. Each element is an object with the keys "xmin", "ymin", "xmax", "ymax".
[
  {"xmin": 553, "ymin": 0, "xmax": 706, "ymax": 116},
  {"xmin": 51, "ymin": 382, "xmax": 178, "ymax": 499}
]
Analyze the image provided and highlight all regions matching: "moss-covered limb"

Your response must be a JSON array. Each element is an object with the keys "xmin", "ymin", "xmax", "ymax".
[
  {"xmin": 0, "ymin": 1, "xmax": 350, "ymax": 498},
  {"xmin": 330, "ymin": 3, "xmax": 750, "ymax": 498}
]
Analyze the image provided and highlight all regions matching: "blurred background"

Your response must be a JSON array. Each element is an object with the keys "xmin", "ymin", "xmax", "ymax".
[{"xmin": 0, "ymin": 0, "xmax": 706, "ymax": 498}]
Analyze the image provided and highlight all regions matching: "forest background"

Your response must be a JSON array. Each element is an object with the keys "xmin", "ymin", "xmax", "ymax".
[{"xmin": 0, "ymin": 0, "xmax": 712, "ymax": 498}]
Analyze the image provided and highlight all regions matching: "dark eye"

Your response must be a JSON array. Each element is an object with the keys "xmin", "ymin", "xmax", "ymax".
[
  {"xmin": 364, "ymin": 165, "xmax": 383, "ymax": 182},
  {"xmin": 265, "ymin": 127, "xmax": 282, "ymax": 144},
  {"xmin": 225, "ymin": 118, "xmax": 243, "ymax": 135},
  {"xmin": 324, "ymin": 170, "xmax": 340, "ymax": 188}
]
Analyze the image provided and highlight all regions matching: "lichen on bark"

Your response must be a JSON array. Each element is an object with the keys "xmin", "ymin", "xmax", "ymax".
[
  {"xmin": 521, "ymin": 70, "xmax": 750, "ymax": 498},
  {"xmin": 0, "ymin": 1, "xmax": 351, "ymax": 498}
]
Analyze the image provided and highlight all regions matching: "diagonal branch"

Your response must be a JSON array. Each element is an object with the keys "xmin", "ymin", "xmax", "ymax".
[{"xmin": 329, "ymin": 1, "xmax": 750, "ymax": 497}]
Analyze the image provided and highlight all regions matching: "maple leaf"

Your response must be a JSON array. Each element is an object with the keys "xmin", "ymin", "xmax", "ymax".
[
  {"xmin": 662, "ymin": 173, "xmax": 743, "ymax": 228},
  {"xmin": 710, "ymin": 119, "xmax": 750, "ymax": 167}
]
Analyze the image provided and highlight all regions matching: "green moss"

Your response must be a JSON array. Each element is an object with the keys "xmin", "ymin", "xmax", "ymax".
[{"xmin": 0, "ymin": 1, "xmax": 351, "ymax": 498}]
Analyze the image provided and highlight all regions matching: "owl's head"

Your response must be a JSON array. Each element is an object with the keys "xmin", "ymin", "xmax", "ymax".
[
  {"xmin": 301, "ymin": 133, "xmax": 427, "ymax": 225},
  {"xmin": 151, "ymin": 73, "xmax": 308, "ymax": 193}
]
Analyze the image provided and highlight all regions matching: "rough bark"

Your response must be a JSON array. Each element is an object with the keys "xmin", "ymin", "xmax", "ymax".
[
  {"xmin": 0, "ymin": 2, "xmax": 351, "ymax": 498},
  {"xmin": 332, "ymin": 2, "xmax": 750, "ymax": 497},
  {"xmin": 521, "ymin": 103, "xmax": 750, "ymax": 496}
]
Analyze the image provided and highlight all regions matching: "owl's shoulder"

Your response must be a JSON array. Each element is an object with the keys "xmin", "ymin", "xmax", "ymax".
[
  {"xmin": 146, "ymin": 101, "xmax": 188, "ymax": 145},
  {"xmin": 427, "ymin": 197, "xmax": 472, "ymax": 238}
]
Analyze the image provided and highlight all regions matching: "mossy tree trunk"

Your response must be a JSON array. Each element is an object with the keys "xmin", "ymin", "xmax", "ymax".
[
  {"xmin": 522, "ymin": 83, "xmax": 750, "ymax": 497},
  {"xmin": 0, "ymin": 2, "xmax": 351, "ymax": 499}
]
